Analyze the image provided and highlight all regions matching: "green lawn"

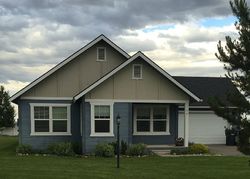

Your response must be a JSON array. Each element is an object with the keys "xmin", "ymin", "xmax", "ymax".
[{"xmin": 0, "ymin": 136, "xmax": 250, "ymax": 179}]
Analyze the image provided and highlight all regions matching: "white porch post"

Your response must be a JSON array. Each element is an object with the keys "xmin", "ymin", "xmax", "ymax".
[{"xmin": 184, "ymin": 102, "xmax": 189, "ymax": 147}]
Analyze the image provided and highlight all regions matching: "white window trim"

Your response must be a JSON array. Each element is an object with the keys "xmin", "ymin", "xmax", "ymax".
[
  {"xmin": 132, "ymin": 64, "xmax": 142, "ymax": 79},
  {"xmin": 96, "ymin": 47, "xmax": 106, "ymax": 61},
  {"xmin": 30, "ymin": 103, "xmax": 71, "ymax": 136},
  {"xmin": 90, "ymin": 101, "xmax": 114, "ymax": 137},
  {"xmin": 133, "ymin": 105, "xmax": 170, "ymax": 136}
]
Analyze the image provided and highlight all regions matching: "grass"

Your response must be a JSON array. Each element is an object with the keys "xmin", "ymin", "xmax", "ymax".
[{"xmin": 0, "ymin": 136, "xmax": 250, "ymax": 179}]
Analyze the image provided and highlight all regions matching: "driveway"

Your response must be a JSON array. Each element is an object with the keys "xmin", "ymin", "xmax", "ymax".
[{"xmin": 207, "ymin": 144, "xmax": 244, "ymax": 156}]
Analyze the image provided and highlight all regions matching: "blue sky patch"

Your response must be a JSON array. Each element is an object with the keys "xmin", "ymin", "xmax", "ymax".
[
  {"xmin": 142, "ymin": 24, "xmax": 175, "ymax": 33},
  {"xmin": 199, "ymin": 16, "xmax": 236, "ymax": 27}
]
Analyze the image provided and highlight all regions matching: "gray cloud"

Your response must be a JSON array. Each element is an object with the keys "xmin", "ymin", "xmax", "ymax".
[{"xmin": 0, "ymin": 0, "xmax": 244, "ymax": 83}]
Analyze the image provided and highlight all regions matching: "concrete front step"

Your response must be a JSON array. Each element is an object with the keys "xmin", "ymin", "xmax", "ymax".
[
  {"xmin": 147, "ymin": 145, "xmax": 185, "ymax": 156},
  {"xmin": 151, "ymin": 149, "xmax": 171, "ymax": 156}
]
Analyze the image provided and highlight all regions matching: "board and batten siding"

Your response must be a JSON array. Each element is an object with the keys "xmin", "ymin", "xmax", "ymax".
[
  {"xmin": 18, "ymin": 100, "xmax": 81, "ymax": 149},
  {"xmin": 22, "ymin": 40, "xmax": 127, "ymax": 98},
  {"xmin": 86, "ymin": 57, "xmax": 190, "ymax": 101}
]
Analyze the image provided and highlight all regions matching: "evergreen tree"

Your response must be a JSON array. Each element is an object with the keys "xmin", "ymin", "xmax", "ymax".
[
  {"xmin": 0, "ymin": 85, "xmax": 15, "ymax": 128},
  {"xmin": 209, "ymin": 0, "xmax": 250, "ymax": 154}
]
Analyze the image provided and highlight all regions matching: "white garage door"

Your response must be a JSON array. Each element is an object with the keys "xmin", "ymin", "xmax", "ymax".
[{"xmin": 178, "ymin": 111, "xmax": 227, "ymax": 144}]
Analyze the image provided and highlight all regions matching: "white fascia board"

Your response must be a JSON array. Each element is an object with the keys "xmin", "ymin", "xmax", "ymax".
[
  {"xmin": 10, "ymin": 35, "xmax": 130, "ymax": 102},
  {"xmin": 73, "ymin": 51, "xmax": 202, "ymax": 102},
  {"xmin": 139, "ymin": 52, "xmax": 201, "ymax": 102}
]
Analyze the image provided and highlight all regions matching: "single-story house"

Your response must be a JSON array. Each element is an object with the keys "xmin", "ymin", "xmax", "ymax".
[{"xmin": 10, "ymin": 35, "xmax": 236, "ymax": 153}]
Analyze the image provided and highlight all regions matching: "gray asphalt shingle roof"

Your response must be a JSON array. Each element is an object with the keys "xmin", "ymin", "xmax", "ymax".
[{"xmin": 173, "ymin": 76, "xmax": 239, "ymax": 106}]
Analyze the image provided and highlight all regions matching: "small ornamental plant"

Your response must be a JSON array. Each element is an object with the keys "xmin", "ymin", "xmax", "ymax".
[{"xmin": 175, "ymin": 137, "xmax": 184, "ymax": 146}]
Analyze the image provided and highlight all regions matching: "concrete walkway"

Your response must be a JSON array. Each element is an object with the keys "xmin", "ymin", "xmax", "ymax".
[{"xmin": 207, "ymin": 144, "xmax": 244, "ymax": 156}]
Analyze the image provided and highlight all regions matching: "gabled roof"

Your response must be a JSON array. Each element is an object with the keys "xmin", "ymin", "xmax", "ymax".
[
  {"xmin": 173, "ymin": 76, "xmax": 239, "ymax": 106},
  {"xmin": 10, "ymin": 34, "xmax": 130, "ymax": 102},
  {"xmin": 73, "ymin": 52, "xmax": 202, "ymax": 102}
]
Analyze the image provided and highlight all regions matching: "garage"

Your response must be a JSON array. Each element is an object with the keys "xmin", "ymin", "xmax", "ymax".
[{"xmin": 178, "ymin": 110, "xmax": 227, "ymax": 144}]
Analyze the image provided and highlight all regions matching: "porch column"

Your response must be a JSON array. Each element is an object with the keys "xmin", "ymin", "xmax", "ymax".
[{"xmin": 184, "ymin": 102, "xmax": 189, "ymax": 147}]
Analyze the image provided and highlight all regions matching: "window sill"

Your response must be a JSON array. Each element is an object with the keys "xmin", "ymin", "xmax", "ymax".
[
  {"xmin": 96, "ymin": 59, "xmax": 106, "ymax": 62},
  {"xmin": 132, "ymin": 77, "xmax": 143, "ymax": 80},
  {"xmin": 133, "ymin": 132, "xmax": 170, "ymax": 136},
  {"xmin": 90, "ymin": 133, "xmax": 114, "ymax": 137},
  {"xmin": 30, "ymin": 132, "xmax": 72, "ymax": 136}
]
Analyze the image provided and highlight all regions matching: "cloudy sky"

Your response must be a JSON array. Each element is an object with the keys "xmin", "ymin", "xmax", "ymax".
[{"xmin": 0, "ymin": 0, "xmax": 245, "ymax": 95}]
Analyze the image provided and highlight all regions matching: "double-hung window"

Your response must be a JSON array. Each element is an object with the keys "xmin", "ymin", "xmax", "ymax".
[
  {"xmin": 97, "ymin": 47, "xmax": 106, "ymax": 61},
  {"xmin": 132, "ymin": 64, "xmax": 142, "ymax": 79},
  {"xmin": 90, "ymin": 102, "xmax": 114, "ymax": 136},
  {"xmin": 134, "ymin": 105, "xmax": 169, "ymax": 135},
  {"xmin": 30, "ymin": 103, "xmax": 71, "ymax": 135}
]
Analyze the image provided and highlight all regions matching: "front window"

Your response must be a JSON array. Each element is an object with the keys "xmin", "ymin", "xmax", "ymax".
[
  {"xmin": 30, "ymin": 104, "xmax": 71, "ymax": 135},
  {"xmin": 134, "ymin": 105, "xmax": 169, "ymax": 135},
  {"xmin": 136, "ymin": 107, "xmax": 150, "ymax": 132},
  {"xmin": 90, "ymin": 102, "xmax": 114, "ymax": 136},
  {"xmin": 94, "ymin": 105, "xmax": 110, "ymax": 133}
]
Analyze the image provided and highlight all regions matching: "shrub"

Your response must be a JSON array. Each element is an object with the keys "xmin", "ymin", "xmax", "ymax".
[
  {"xmin": 109, "ymin": 141, "xmax": 118, "ymax": 155},
  {"xmin": 189, "ymin": 144, "xmax": 209, "ymax": 154},
  {"xmin": 170, "ymin": 147, "xmax": 190, "ymax": 155},
  {"xmin": 126, "ymin": 143, "xmax": 147, "ymax": 156},
  {"xmin": 238, "ymin": 129, "xmax": 250, "ymax": 155},
  {"xmin": 95, "ymin": 143, "xmax": 114, "ymax": 157},
  {"xmin": 121, "ymin": 140, "xmax": 128, "ymax": 155},
  {"xmin": 170, "ymin": 144, "xmax": 209, "ymax": 155},
  {"xmin": 109, "ymin": 140, "xmax": 128, "ymax": 155},
  {"xmin": 47, "ymin": 142, "xmax": 75, "ymax": 156},
  {"xmin": 16, "ymin": 144, "xmax": 33, "ymax": 154},
  {"xmin": 72, "ymin": 142, "xmax": 82, "ymax": 155}
]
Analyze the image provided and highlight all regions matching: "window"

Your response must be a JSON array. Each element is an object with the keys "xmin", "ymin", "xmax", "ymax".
[
  {"xmin": 136, "ymin": 107, "xmax": 150, "ymax": 132},
  {"xmin": 97, "ymin": 47, "xmax": 106, "ymax": 61},
  {"xmin": 134, "ymin": 105, "xmax": 169, "ymax": 135},
  {"xmin": 90, "ymin": 102, "xmax": 114, "ymax": 136},
  {"xmin": 132, "ymin": 64, "xmax": 142, "ymax": 79},
  {"xmin": 30, "ymin": 103, "xmax": 71, "ymax": 135}
]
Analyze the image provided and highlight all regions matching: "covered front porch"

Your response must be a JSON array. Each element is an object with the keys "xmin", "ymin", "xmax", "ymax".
[{"xmin": 82, "ymin": 99, "xmax": 191, "ymax": 154}]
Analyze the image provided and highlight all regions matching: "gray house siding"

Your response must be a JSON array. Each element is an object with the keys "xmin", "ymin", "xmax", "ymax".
[
  {"xmin": 18, "ymin": 99, "xmax": 178, "ymax": 153},
  {"xmin": 132, "ymin": 104, "xmax": 178, "ymax": 145},
  {"xmin": 82, "ymin": 102, "xmax": 132, "ymax": 153},
  {"xmin": 82, "ymin": 102, "xmax": 178, "ymax": 153},
  {"xmin": 18, "ymin": 99, "xmax": 81, "ymax": 150}
]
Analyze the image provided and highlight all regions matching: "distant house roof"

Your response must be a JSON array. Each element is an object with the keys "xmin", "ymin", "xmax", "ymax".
[{"xmin": 173, "ymin": 76, "xmax": 239, "ymax": 107}]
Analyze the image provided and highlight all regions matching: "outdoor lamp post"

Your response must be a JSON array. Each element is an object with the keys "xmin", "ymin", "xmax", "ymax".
[{"xmin": 116, "ymin": 114, "xmax": 120, "ymax": 168}]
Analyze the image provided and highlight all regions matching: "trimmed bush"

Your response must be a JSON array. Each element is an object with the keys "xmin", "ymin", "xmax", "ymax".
[
  {"xmin": 121, "ymin": 140, "xmax": 128, "ymax": 155},
  {"xmin": 189, "ymin": 144, "xmax": 209, "ymax": 154},
  {"xmin": 170, "ymin": 148, "xmax": 190, "ymax": 155},
  {"xmin": 109, "ymin": 140, "xmax": 128, "ymax": 155},
  {"xmin": 72, "ymin": 142, "xmax": 82, "ymax": 155},
  {"xmin": 170, "ymin": 144, "xmax": 209, "ymax": 155},
  {"xmin": 95, "ymin": 143, "xmax": 114, "ymax": 157},
  {"xmin": 47, "ymin": 142, "xmax": 75, "ymax": 156},
  {"xmin": 16, "ymin": 144, "xmax": 33, "ymax": 154},
  {"xmin": 126, "ymin": 143, "xmax": 147, "ymax": 156}
]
